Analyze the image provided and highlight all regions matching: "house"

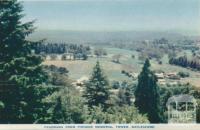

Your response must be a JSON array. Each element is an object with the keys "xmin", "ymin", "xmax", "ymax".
[
  {"xmin": 155, "ymin": 73, "xmax": 165, "ymax": 79},
  {"xmin": 166, "ymin": 72, "xmax": 180, "ymax": 80},
  {"xmin": 166, "ymin": 72, "xmax": 177, "ymax": 77},
  {"xmin": 62, "ymin": 53, "xmax": 74, "ymax": 60}
]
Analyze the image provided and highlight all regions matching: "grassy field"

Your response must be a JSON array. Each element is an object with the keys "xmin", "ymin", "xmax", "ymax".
[{"xmin": 43, "ymin": 47, "xmax": 200, "ymax": 87}]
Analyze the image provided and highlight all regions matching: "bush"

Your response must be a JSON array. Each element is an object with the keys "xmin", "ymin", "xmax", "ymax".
[
  {"xmin": 61, "ymin": 54, "xmax": 67, "ymax": 60},
  {"xmin": 112, "ymin": 81, "xmax": 120, "ymax": 89},
  {"xmin": 84, "ymin": 105, "xmax": 149, "ymax": 123},
  {"xmin": 121, "ymin": 70, "xmax": 126, "ymax": 74},
  {"xmin": 178, "ymin": 71, "xmax": 190, "ymax": 78}
]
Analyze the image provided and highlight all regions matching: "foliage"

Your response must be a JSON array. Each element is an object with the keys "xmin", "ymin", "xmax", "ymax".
[
  {"xmin": 83, "ymin": 61, "xmax": 110, "ymax": 110},
  {"xmin": 117, "ymin": 86, "xmax": 133, "ymax": 106},
  {"xmin": 42, "ymin": 86, "xmax": 88, "ymax": 124},
  {"xmin": 85, "ymin": 105, "xmax": 149, "ymax": 124},
  {"xmin": 159, "ymin": 84, "xmax": 200, "ymax": 123},
  {"xmin": 134, "ymin": 59, "xmax": 162, "ymax": 123},
  {"xmin": 35, "ymin": 43, "xmax": 90, "ymax": 60},
  {"xmin": 0, "ymin": 0, "xmax": 56, "ymax": 123},
  {"xmin": 94, "ymin": 47, "xmax": 107, "ymax": 57},
  {"xmin": 43, "ymin": 65, "xmax": 69, "ymax": 86},
  {"xmin": 111, "ymin": 81, "xmax": 120, "ymax": 89},
  {"xmin": 178, "ymin": 71, "xmax": 190, "ymax": 78},
  {"xmin": 169, "ymin": 56, "xmax": 200, "ymax": 70},
  {"xmin": 51, "ymin": 87, "xmax": 87, "ymax": 123}
]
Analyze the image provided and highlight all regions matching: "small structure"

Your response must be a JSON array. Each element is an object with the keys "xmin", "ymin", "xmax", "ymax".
[
  {"xmin": 155, "ymin": 73, "xmax": 164, "ymax": 79},
  {"xmin": 166, "ymin": 94, "xmax": 197, "ymax": 123},
  {"xmin": 155, "ymin": 73, "xmax": 166, "ymax": 85},
  {"xmin": 62, "ymin": 53, "xmax": 74, "ymax": 60},
  {"xmin": 72, "ymin": 76, "xmax": 89, "ymax": 91},
  {"xmin": 76, "ymin": 76, "xmax": 89, "ymax": 85},
  {"xmin": 166, "ymin": 72, "xmax": 180, "ymax": 80}
]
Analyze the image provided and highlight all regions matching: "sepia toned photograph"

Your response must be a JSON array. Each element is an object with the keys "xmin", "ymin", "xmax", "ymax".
[{"xmin": 0, "ymin": 0, "xmax": 200, "ymax": 129}]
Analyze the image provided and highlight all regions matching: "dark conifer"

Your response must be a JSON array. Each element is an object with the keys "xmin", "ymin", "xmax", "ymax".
[
  {"xmin": 0, "ymin": 0, "xmax": 55, "ymax": 123},
  {"xmin": 134, "ymin": 59, "xmax": 162, "ymax": 123},
  {"xmin": 84, "ymin": 61, "xmax": 110, "ymax": 110}
]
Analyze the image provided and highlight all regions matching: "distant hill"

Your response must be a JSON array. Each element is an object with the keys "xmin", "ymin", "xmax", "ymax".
[{"xmin": 28, "ymin": 30, "xmax": 186, "ymax": 43}]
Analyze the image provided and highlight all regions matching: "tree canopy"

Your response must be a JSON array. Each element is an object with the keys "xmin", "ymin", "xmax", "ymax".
[
  {"xmin": 0, "ymin": 0, "xmax": 55, "ymax": 123},
  {"xmin": 134, "ymin": 59, "xmax": 162, "ymax": 123}
]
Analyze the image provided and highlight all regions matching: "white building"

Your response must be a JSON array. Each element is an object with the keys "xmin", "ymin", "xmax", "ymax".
[{"xmin": 166, "ymin": 94, "xmax": 197, "ymax": 123}]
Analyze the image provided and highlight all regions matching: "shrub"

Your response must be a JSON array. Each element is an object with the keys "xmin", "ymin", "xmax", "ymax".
[{"xmin": 178, "ymin": 71, "xmax": 190, "ymax": 78}]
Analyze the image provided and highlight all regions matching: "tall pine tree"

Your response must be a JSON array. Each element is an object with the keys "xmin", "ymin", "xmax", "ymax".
[
  {"xmin": 84, "ymin": 61, "xmax": 110, "ymax": 110},
  {"xmin": 134, "ymin": 59, "xmax": 162, "ymax": 123},
  {"xmin": 51, "ymin": 96, "xmax": 67, "ymax": 123},
  {"xmin": 0, "ymin": 0, "xmax": 54, "ymax": 123}
]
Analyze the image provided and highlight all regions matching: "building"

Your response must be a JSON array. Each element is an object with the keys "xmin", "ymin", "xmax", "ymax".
[
  {"xmin": 166, "ymin": 94, "xmax": 197, "ymax": 123},
  {"xmin": 155, "ymin": 73, "xmax": 165, "ymax": 79},
  {"xmin": 166, "ymin": 72, "xmax": 180, "ymax": 80}
]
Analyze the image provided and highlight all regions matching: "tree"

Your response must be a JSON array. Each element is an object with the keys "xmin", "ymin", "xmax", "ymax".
[
  {"xmin": 94, "ymin": 48, "xmax": 107, "ymax": 57},
  {"xmin": 112, "ymin": 54, "xmax": 122, "ymax": 63},
  {"xmin": 61, "ymin": 54, "xmax": 67, "ymax": 60},
  {"xmin": 134, "ymin": 59, "xmax": 162, "ymax": 123},
  {"xmin": 117, "ymin": 86, "xmax": 132, "ymax": 106},
  {"xmin": 82, "ymin": 53, "xmax": 88, "ymax": 60},
  {"xmin": 0, "ymin": 0, "xmax": 55, "ymax": 123},
  {"xmin": 50, "ymin": 54, "xmax": 57, "ymax": 60},
  {"xmin": 85, "ymin": 105, "xmax": 149, "ymax": 123},
  {"xmin": 83, "ymin": 61, "xmax": 110, "ymax": 110}
]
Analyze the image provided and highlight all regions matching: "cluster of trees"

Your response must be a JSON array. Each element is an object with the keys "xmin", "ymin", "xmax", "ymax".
[
  {"xmin": 152, "ymin": 38, "xmax": 169, "ymax": 45},
  {"xmin": 82, "ymin": 59, "xmax": 162, "ymax": 123},
  {"xmin": 169, "ymin": 56, "xmax": 200, "ymax": 70},
  {"xmin": 38, "ymin": 61, "xmax": 200, "ymax": 124},
  {"xmin": 177, "ymin": 39, "xmax": 198, "ymax": 51},
  {"xmin": 112, "ymin": 54, "xmax": 122, "ymax": 63},
  {"xmin": 94, "ymin": 47, "xmax": 107, "ymax": 57},
  {"xmin": 35, "ymin": 43, "xmax": 91, "ymax": 60},
  {"xmin": 35, "ymin": 43, "xmax": 90, "ymax": 55},
  {"xmin": 111, "ymin": 81, "xmax": 130, "ymax": 89},
  {"xmin": 177, "ymin": 71, "xmax": 190, "ymax": 78},
  {"xmin": 121, "ymin": 70, "xmax": 134, "ymax": 79},
  {"xmin": 136, "ymin": 38, "xmax": 176, "ymax": 62},
  {"xmin": 112, "ymin": 38, "xmax": 199, "ymax": 65},
  {"xmin": 82, "ymin": 61, "xmax": 149, "ymax": 123}
]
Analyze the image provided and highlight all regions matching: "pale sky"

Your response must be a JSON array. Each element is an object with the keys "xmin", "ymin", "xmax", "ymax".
[{"xmin": 21, "ymin": 0, "xmax": 200, "ymax": 35}]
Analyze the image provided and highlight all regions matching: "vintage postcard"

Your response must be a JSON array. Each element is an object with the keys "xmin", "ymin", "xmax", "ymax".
[{"xmin": 0, "ymin": 0, "xmax": 200, "ymax": 130}]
